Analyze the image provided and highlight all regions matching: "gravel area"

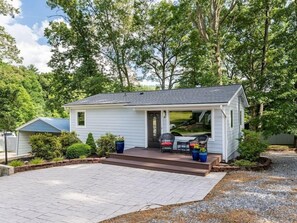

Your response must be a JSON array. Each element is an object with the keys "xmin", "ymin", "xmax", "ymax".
[{"xmin": 104, "ymin": 151, "xmax": 297, "ymax": 223}]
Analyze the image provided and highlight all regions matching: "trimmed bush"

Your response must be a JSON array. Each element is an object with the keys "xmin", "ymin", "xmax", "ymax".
[
  {"xmin": 238, "ymin": 130, "xmax": 268, "ymax": 162},
  {"xmin": 66, "ymin": 143, "xmax": 91, "ymax": 159},
  {"xmin": 8, "ymin": 160, "xmax": 24, "ymax": 167},
  {"xmin": 96, "ymin": 133, "xmax": 116, "ymax": 157},
  {"xmin": 86, "ymin": 133, "xmax": 96, "ymax": 154},
  {"xmin": 29, "ymin": 157, "xmax": 45, "ymax": 165},
  {"xmin": 29, "ymin": 133, "xmax": 62, "ymax": 160},
  {"xmin": 59, "ymin": 132, "xmax": 81, "ymax": 155}
]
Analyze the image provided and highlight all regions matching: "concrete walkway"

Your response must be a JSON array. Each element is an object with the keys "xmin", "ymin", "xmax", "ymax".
[{"xmin": 0, "ymin": 164, "xmax": 225, "ymax": 223}]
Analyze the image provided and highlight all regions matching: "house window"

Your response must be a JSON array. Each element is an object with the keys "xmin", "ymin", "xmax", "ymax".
[
  {"xmin": 240, "ymin": 110, "xmax": 242, "ymax": 125},
  {"xmin": 77, "ymin": 111, "xmax": 85, "ymax": 126},
  {"xmin": 169, "ymin": 110, "xmax": 212, "ymax": 138},
  {"xmin": 230, "ymin": 110, "xmax": 233, "ymax": 128}
]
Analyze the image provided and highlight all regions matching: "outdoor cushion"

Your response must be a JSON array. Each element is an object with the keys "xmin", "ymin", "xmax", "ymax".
[{"xmin": 161, "ymin": 142, "xmax": 173, "ymax": 146}]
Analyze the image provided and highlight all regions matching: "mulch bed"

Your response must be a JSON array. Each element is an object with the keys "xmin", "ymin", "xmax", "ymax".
[
  {"xmin": 14, "ymin": 157, "xmax": 105, "ymax": 173},
  {"xmin": 212, "ymin": 156, "xmax": 272, "ymax": 172}
]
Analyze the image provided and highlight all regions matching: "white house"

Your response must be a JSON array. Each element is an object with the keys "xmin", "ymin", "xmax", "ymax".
[{"xmin": 64, "ymin": 84, "xmax": 248, "ymax": 162}]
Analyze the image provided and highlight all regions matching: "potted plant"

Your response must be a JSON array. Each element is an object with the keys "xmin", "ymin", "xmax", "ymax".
[
  {"xmin": 191, "ymin": 143, "xmax": 200, "ymax": 161},
  {"xmin": 115, "ymin": 135, "xmax": 125, "ymax": 153},
  {"xmin": 199, "ymin": 146, "xmax": 207, "ymax": 162}
]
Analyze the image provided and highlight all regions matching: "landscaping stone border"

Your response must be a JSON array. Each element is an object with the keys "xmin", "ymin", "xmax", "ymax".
[
  {"xmin": 0, "ymin": 164, "xmax": 14, "ymax": 176},
  {"xmin": 14, "ymin": 158, "xmax": 105, "ymax": 173},
  {"xmin": 212, "ymin": 157, "xmax": 271, "ymax": 172}
]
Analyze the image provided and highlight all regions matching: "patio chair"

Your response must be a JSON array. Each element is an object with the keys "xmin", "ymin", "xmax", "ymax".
[
  {"xmin": 195, "ymin": 135, "xmax": 209, "ymax": 149},
  {"xmin": 159, "ymin": 133, "xmax": 175, "ymax": 152}
]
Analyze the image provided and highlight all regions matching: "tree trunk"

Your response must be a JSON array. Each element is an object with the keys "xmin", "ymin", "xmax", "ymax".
[
  {"xmin": 215, "ymin": 43, "xmax": 223, "ymax": 85},
  {"xmin": 258, "ymin": 0, "xmax": 270, "ymax": 129}
]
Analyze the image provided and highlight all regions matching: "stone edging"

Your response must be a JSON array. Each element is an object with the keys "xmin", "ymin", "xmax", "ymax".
[
  {"xmin": 14, "ymin": 158, "xmax": 105, "ymax": 173},
  {"xmin": 212, "ymin": 157, "xmax": 272, "ymax": 172}
]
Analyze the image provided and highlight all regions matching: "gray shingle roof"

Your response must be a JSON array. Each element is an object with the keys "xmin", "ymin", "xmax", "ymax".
[{"xmin": 64, "ymin": 85, "xmax": 244, "ymax": 107}]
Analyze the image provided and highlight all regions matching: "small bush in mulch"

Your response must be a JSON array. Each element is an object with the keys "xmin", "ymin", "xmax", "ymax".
[
  {"xmin": 8, "ymin": 160, "xmax": 24, "ymax": 167},
  {"xmin": 29, "ymin": 157, "xmax": 45, "ymax": 165},
  {"xmin": 66, "ymin": 143, "xmax": 91, "ymax": 159},
  {"xmin": 238, "ymin": 130, "xmax": 268, "ymax": 162},
  {"xmin": 86, "ymin": 133, "xmax": 97, "ymax": 155},
  {"xmin": 96, "ymin": 133, "xmax": 117, "ymax": 157}
]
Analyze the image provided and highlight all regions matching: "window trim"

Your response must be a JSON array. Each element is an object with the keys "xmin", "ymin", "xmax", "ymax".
[{"xmin": 76, "ymin": 110, "xmax": 86, "ymax": 128}]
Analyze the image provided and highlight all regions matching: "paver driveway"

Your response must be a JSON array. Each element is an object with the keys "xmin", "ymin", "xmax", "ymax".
[{"xmin": 0, "ymin": 164, "xmax": 225, "ymax": 223}]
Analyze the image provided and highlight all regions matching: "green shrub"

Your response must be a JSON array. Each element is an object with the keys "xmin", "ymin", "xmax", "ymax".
[
  {"xmin": 8, "ymin": 160, "xmax": 24, "ymax": 167},
  {"xmin": 238, "ymin": 130, "xmax": 268, "ymax": 162},
  {"xmin": 66, "ymin": 143, "xmax": 91, "ymax": 159},
  {"xmin": 52, "ymin": 156, "xmax": 64, "ymax": 162},
  {"xmin": 234, "ymin": 159, "xmax": 257, "ymax": 167},
  {"xmin": 29, "ymin": 157, "xmax": 45, "ymax": 165},
  {"xmin": 29, "ymin": 133, "xmax": 62, "ymax": 160},
  {"xmin": 59, "ymin": 132, "xmax": 81, "ymax": 155},
  {"xmin": 79, "ymin": 155, "xmax": 87, "ymax": 159},
  {"xmin": 86, "ymin": 133, "xmax": 96, "ymax": 154},
  {"xmin": 96, "ymin": 133, "xmax": 116, "ymax": 157}
]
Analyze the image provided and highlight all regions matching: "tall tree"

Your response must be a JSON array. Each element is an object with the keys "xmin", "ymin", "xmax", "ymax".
[
  {"xmin": 0, "ymin": 0, "xmax": 22, "ymax": 63},
  {"xmin": 0, "ymin": 63, "xmax": 45, "ymax": 130},
  {"xmin": 192, "ymin": 0, "xmax": 238, "ymax": 85},
  {"xmin": 136, "ymin": 1, "xmax": 191, "ymax": 89},
  {"xmin": 225, "ymin": 0, "xmax": 297, "ymax": 134}
]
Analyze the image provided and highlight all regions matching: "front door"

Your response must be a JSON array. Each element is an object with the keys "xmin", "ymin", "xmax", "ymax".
[{"xmin": 147, "ymin": 111, "xmax": 161, "ymax": 148}]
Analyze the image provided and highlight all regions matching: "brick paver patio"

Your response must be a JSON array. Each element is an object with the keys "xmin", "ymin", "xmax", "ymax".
[{"xmin": 0, "ymin": 164, "xmax": 225, "ymax": 223}]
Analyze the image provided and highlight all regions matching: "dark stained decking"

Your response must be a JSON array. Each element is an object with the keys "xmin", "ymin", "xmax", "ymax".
[{"xmin": 102, "ymin": 147, "xmax": 222, "ymax": 176}]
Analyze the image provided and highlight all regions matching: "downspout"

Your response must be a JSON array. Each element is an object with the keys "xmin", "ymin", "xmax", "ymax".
[{"xmin": 220, "ymin": 105, "xmax": 228, "ymax": 162}]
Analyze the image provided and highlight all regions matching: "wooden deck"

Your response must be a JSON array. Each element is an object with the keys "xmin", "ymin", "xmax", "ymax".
[{"xmin": 102, "ymin": 147, "xmax": 222, "ymax": 176}]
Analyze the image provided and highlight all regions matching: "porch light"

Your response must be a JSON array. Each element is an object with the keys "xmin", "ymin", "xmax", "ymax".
[{"xmin": 163, "ymin": 111, "xmax": 166, "ymax": 118}]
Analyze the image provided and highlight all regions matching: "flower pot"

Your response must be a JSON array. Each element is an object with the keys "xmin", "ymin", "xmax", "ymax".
[
  {"xmin": 192, "ymin": 149, "xmax": 200, "ymax": 161},
  {"xmin": 199, "ymin": 152, "xmax": 207, "ymax": 162},
  {"xmin": 115, "ymin": 141, "xmax": 124, "ymax": 153}
]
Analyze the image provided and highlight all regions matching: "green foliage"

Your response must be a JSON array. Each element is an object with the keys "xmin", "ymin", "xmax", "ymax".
[
  {"xmin": 0, "ymin": 0, "xmax": 22, "ymax": 63},
  {"xmin": 8, "ymin": 160, "xmax": 24, "ymax": 167},
  {"xmin": 66, "ymin": 143, "xmax": 91, "ymax": 159},
  {"xmin": 96, "ymin": 133, "xmax": 116, "ymax": 157},
  {"xmin": 86, "ymin": 133, "xmax": 96, "ymax": 154},
  {"xmin": 29, "ymin": 133, "xmax": 62, "ymax": 160},
  {"xmin": 52, "ymin": 156, "xmax": 64, "ymax": 162},
  {"xmin": 234, "ymin": 159, "xmax": 257, "ymax": 167},
  {"xmin": 238, "ymin": 130, "xmax": 268, "ymax": 162},
  {"xmin": 59, "ymin": 131, "xmax": 81, "ymax": 155},
  {"xmin": 0, "ymin": 63, "xmax": 46, "ymax": 131},
  {"xmin": 79, "ymin": 155, "xmax": 86, "ymax": 159},
  {"xmin": 29, "ymin": 157, "xmax": 45, "ymax": 165}
]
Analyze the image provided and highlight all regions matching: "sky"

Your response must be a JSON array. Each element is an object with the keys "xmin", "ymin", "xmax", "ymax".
[{"xmin": 0, "ymin": 0, "xmax": 59, "ymax": 72}]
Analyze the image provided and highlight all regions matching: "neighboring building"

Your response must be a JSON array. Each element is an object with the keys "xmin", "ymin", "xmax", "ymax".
[
  {"xmin": 64, "ymin": 84, "xmax": 248, "ymax": 162},
  {"xmin": 16, "ymin": 118, "xmax": 69, "ymax": 155}
]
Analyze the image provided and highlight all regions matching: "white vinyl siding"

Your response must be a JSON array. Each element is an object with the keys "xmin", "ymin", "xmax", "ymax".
[
  {"xmin": 226, "ymin": 94, "xmax": 245, "ymax": 160},
  {"xmin": 207, "ymin": 109, "xmax": 224, "ymax": 154},
  {"xmin": 70, "ymin": 107, "xmax": 146, "ymax": 150},
  {"xmin": 17, "ymin": 131, "xmax": 34, "ymax": 155}
]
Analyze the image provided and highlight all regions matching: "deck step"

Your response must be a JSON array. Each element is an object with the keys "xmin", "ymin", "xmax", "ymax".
[
  {"xmin": 102, "ymin": 158, "xmax": 210, "ymax": 176},
  {"xmin": 109, "ymin": 153, "xmax": 216, "ymax": 170}
]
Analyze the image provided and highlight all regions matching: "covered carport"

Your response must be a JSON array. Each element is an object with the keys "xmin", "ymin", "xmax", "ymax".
[{"xmin": 16, "ymin": 117, "xmax": 69, "ymax": 155}]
